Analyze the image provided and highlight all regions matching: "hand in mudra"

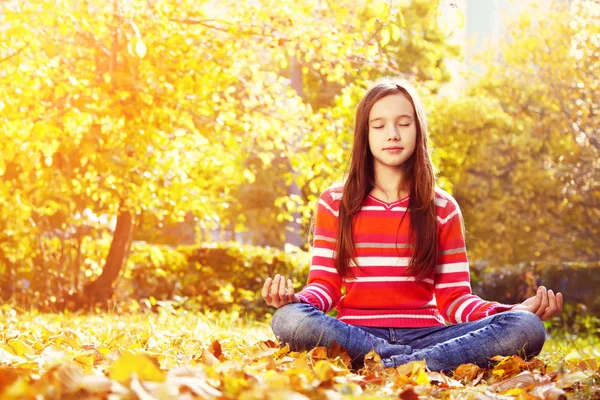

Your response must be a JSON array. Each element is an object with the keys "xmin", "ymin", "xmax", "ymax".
[
  {"xmin": 262, "ymin": 274, "xmax": 300, "ymax": 308},
  {"xmin": 512, "ymin": 286, "xmax": 563, "ymax": 321}
]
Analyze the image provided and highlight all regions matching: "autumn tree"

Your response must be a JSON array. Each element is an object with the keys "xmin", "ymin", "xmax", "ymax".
[
  {"xmin": 0, "ymin": 0, "xmax": 309, "ymax": 304},
  {"xmin": 0, "ymin": 0, "xmax": 464, "ymax": 305},
  {"xmin": 429, "ymin": 0, "xmax": 599, "ymax": 264}
]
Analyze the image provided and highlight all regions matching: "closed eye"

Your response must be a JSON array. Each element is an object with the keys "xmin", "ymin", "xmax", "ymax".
[{"xmin": 372, "ymin": 123, "xmax": 411, "ymax": 129}]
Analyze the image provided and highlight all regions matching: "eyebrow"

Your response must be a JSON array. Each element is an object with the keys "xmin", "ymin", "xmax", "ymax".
[{"xmin": 369, "ymin": 115, "xmax": 413, "ymax": 123}]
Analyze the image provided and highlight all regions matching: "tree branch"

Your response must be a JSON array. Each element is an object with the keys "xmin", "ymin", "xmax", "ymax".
[
  {"xmin": 168, "ymin": 17, "xmax": 283, "ymax": 40},
  {"xmin": 0, "ymin": 42, "xmax": 30, "ymax": 63}
]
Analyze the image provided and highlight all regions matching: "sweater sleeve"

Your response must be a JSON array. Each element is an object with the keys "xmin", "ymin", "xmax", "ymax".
[
  {"xmin": 296, "ymin": 189, "xmax": 342, "ymax": 313},
  {"xmin": 434, "ymin": 199, "xmax": 514, "ymax": 323}
]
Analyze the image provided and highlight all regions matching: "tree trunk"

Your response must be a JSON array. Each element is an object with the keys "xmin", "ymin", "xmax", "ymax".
[{"xmin": 80, "ymin": 207, "xmax": 134, "ymax": 306}]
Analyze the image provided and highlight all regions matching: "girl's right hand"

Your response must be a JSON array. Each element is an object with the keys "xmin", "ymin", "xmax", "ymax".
[
  {"xmin": 262, "ymin": 274, "xmax": 300, "ymax": 308},
  {"xmin": 512, "ymin": 285, "xmax": 563, "ymax": 321}
]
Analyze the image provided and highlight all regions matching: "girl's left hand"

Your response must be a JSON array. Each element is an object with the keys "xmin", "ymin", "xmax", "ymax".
[{"xmin": 512, "ymin": 286, "xmax": 563, "ymax": 321}]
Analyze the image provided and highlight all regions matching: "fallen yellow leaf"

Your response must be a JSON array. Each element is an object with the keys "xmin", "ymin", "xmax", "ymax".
[
  {"xmin": 7, "ymin": 339, "xmax": 35, "ymax": 357},
  {"xmin": 74, "ymin": 352, "xmax": 97, "ymax": 367},
  {"xmin": 414, "ymin": 367, "xmax": 429, "ymax": 386},
  {"xmin": 313, "ymin": 360, "xmax": 335, "ymax": 382},
  {"xmin": 108, "ymin": 352, "xmax": 165, "ymax": 383}
]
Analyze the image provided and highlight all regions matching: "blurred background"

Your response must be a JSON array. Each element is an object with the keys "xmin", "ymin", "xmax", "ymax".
[{"xmin": 0, "ymin": 0, "xmax": 598, "ymax": 331}]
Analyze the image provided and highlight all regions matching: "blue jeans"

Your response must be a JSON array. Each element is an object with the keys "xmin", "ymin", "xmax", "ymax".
[{"xmin": 271, "ymin": 303, "xmax": 546, "ymax": 372}]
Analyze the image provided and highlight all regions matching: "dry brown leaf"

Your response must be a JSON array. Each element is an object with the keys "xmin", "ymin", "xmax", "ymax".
[
  {"xmin": 453, "ymin": 363, "xmax": 481, "ymax": 382},
  {"xmin": 490, "ymin": 370, "xmax": 536, "ymax": 392},
  {"xmin": 428, "ymin": 371, "xmax": 464, "ymax": 388},
  {"xmin": 359, "ymin": 350, "xmax": 386, "ymax": 386},
  {"xmin": 524, "ymin": 357, "xmax": 546, "ymax": 373},
  {"xmin": 393, "ymin": 374, "xmax": 415, "ymax": 389},
  {"xmin": 472, "ymin": 370, "xmax": 486, "ymax": 386},
  {"xmin": 287, "ymin": 372, "xmax": 309, "ymax": 393},
  {"xmin": 266, "ymin": 358, "xmax": 277, "ymax": 370},
  {"xmin": 529, "ymin": 383, "xmax": 567, "ymax": 400},
  {"xmin": 199, "ymin": 348, "xmax": 220, "ymax": 366},
  {"xmin": 328, "ymin": 342, "xmax": 352, "ymax": 369},
  {"xmin": 307, "ymin": 346, "xmax": 328, "ymax": 361},
  {"xmin": 260, "ymin": 340, "xmax": 278, "ymax": 349},
  {"xmin": 567, "ymin": 358, "xmax": 598, "ymax": 372},
  {"xmin": 399, "ymin": 386, "xmax": 419, "ymax": 400},
  {"xmin": 208, "ymin": 339, "xmax": 222, "ymax": 360},
  {"xmin": 490, "ymin": 355, "xmax": 527, "ymax": 380},
  {"xmin": 361, "ymin": 372, "xmax": 386, "ymax": 386},
  {"xmin": 361, "ymin": 349, "xmax": 384, "ymax": 373},
  {"xmin": 556, "ymin": 370, "xmax": 592, "ymax": 389}
]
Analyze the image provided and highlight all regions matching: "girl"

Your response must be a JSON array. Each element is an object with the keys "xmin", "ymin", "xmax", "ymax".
[{"xmin": 261, "ymin": 78, "xmax": 563, "ymax": 372}]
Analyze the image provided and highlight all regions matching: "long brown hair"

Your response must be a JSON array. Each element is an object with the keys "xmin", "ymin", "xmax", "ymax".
[{"xmin": 336, "ymin": 78, "xmax": 437, "ymax": 280}]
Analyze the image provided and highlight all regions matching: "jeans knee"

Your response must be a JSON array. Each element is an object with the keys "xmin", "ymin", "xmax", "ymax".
[
  {"xmin": 508, "ymin": 310, "xmax": 547, "ymax": 356},
  {"xmin": 271, "ymin": 302, "xmax": 315, "ymax": 344}
]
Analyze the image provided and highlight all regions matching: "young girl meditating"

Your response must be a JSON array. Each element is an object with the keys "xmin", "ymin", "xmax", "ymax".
[{"xmin": 261, "ymin": 78, "xmax": 563, "ymax": 372}]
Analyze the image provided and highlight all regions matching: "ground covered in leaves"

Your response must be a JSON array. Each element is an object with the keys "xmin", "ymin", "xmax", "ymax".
[{"xmin": 0, "ymin": 306, "xmax": 599, "ymax": 399}]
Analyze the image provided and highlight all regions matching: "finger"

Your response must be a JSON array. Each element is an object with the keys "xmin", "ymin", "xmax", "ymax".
[
  {"xmin": 525, "ymin": 287, "xmax": 543, "ymax": 313},
  {"xmin": 262, "ymin": 277, "xmax": 271, "ymax": 293},
  {"xmin": 278, "ymin": 275, "xmax": 287, "ymax": 300},
  {"xmin": 556, "ymin": 292, "xmax": 564, "ymax": 313},
  {"xmin": 542, "ymin": 289, "xmax": 558, "ymax": 320},
  {"xmin": 536, "ymin": 287, "xmax": 549, "ymax": 317},
  {"xmin": 270, "ymin": 275, "xmax": 281, "ymax": 301},
  {"xmin": 270, "ymin": 274, "xmax": 280, "ymax": 294},
  {"xmin": 287, "ymin": 279, "xmax": 294, "ymax": 301},
  {"xmin": 261, "ymin": 278, "xmax": 272, "ymax": 303}
]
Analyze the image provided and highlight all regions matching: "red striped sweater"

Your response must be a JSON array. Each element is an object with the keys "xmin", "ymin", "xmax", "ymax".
[{"xmin": 297, "ymin": 185, "xmax": 514, "ymax": 328}]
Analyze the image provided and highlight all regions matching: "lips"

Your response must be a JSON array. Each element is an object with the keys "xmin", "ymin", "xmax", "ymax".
[{"xmin": 383, "ymin": 147, "xmax": 404, "ymax": 150}]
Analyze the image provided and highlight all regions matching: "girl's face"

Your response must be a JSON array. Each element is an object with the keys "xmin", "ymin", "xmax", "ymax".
[{"xmin": 368, "ymin": 93, "xmax": 417, "ymax": 171}]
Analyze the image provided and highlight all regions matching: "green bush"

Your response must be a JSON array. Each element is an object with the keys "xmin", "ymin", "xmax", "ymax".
[
  {"xmin": 7, "ymin": 234, "xmax": 598, "ymax": 321},
  {"xmin": 125, "ymin": 242, "xmax": 311, "ymax": 316},
  {"xmin": 471, "ymin": 261, "xmax": 600, "ymax": 317},
  {"xmin": 124, "ymin": 249, "xmax": 600, "ymax": 318}
]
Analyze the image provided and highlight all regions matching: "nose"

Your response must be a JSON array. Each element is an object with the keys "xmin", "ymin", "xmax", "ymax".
[{"xmin": 387, "ymin": 125, "xmax": 400, "ymax": 141}]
